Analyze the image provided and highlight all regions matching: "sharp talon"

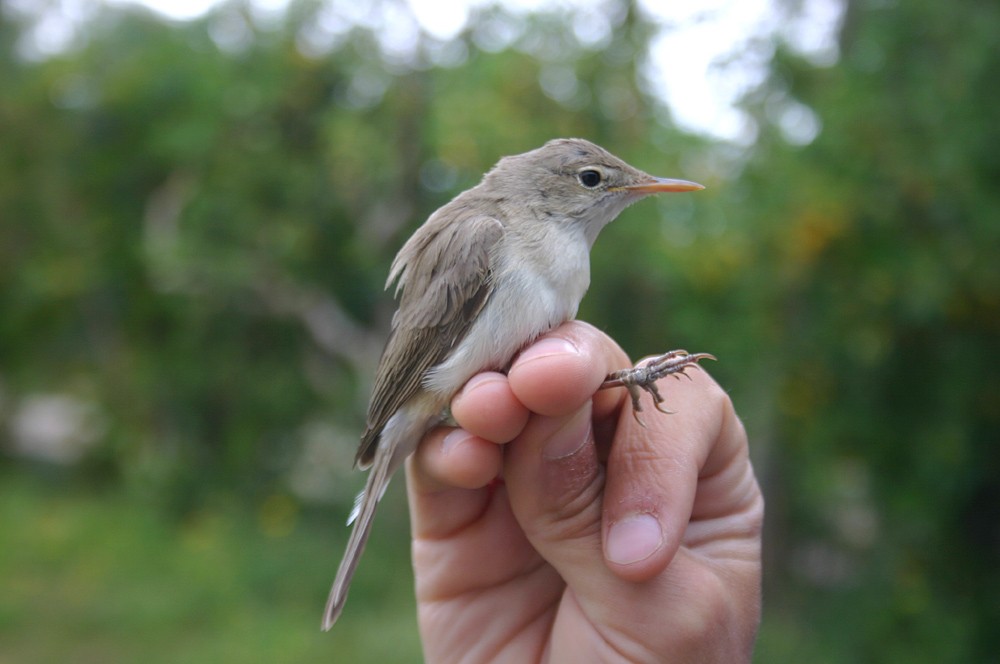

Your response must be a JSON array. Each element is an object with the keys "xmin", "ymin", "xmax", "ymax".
[
  {"xmin": 676, "ymin": 368, "xmax": 694, "ymax": 381},
  {"xmin": 654, "ymin": 402, "xmax": 675, "ymax": 415}
]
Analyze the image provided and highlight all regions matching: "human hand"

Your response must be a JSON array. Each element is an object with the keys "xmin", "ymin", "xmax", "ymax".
[{"xmin": 407, "ymin": 321, "xmax": 763, "ymax": 663}]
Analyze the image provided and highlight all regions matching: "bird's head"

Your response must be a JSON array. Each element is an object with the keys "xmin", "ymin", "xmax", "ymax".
[{"xmin": 484, "ymin": 138, "xmax": 703, "ymax": 245}]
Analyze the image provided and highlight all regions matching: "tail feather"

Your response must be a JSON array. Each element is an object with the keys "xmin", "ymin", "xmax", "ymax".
[
  {"xmin": 322, "ymin": 394, "xmax": 440, "ymax": 631},
  {"xmin": 321, "ymin": 449, "xmax": 392, "ymax": 631}
]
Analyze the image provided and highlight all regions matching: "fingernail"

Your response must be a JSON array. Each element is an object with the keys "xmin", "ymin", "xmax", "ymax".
[
  {"xmin": 542, "ymin": 409, "xmax": 591, "ymax": 459},
  {"xmin": 606, "ymin": 514, "xmax": 664, "ymax": 565},
  {"xmin": 441, "ymin": 429, "xmax": 472, "ymax": 456},
  {"xmin": 516, "ymin": 337, "xmax": 580, "ymax": 366}
]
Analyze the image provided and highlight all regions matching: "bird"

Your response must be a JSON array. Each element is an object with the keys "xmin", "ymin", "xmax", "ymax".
[{"xmin": 322, "ymin": 138, "xmax": 711, "ymax": 630}]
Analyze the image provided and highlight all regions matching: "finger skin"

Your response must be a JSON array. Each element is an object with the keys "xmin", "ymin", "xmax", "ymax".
[
  {"xmin": 451, "ymin": 372, "xmax": 529, "ymax": 444},
  {"xmin": 600, "ymin": 367, "xmax": 753, "ymax": 582},
  {"xmin": 410, "ymin": 320, "xmax": 625, "ymax": 510},
  {"xmin": 506, "ymin": 322, "xmax": 629, "ymax": 420},
  {"xmin": 507, "ymin": 329, "xmax": 762, "ymax": 661},
  {"xmin": 408, "ymin": 320, "xmax": 763, "ymax": 662}
]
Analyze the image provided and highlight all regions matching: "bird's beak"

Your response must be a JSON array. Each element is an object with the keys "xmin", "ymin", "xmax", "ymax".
[{"xmin": 623, "ymin": 177, "xmax": 705, "ymax": 194}]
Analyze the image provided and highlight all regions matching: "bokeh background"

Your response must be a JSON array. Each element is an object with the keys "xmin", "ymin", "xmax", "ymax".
[{"xmin": 1, "ymin": 0, "xmax": 997, "ymax": 661}]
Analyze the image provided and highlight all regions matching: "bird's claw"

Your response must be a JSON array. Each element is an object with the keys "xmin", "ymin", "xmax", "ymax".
[{"xmin": 599, "ymin": 350, "xmax": 716, "ymax": 426}]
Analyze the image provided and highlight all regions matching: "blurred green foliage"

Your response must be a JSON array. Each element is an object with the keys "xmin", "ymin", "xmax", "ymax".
[
  {"xmin": 0, "ymin": 0, "xmax": 997, "ymax": 661},
  {"xmin": 0, "ymin": 471, "xmax": 420, "ymax": 662}
]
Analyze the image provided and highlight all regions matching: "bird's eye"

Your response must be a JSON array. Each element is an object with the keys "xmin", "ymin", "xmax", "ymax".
[{"xmin": 578, "ymin": 169, "xmax": 602, "ymax": 188}]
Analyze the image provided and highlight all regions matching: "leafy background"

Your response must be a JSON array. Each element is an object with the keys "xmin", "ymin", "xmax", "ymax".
[{"xmin": 1, "ymin": 0, "xmax": 997, "ymax": 661}]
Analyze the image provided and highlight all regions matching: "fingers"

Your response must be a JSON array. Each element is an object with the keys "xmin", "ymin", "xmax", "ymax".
[
  {"xmin": 506, "ymin": 321, "xmax": 630, "ymax": 420},
  {"xmin": 413, "ymin": 427, "xmax": 504, "ymax": 493},
  {"xmin": 406, "ymin": 321, "xmax": 763, "ymax": 659},
  {"xmin": 412, "ymin": 320, "xmax": 757, "ymax": 584},
  {"xmin": 408, "ymin": 369, "xmax": 523, "ymax": 507},
  {"xmin": 500, "ymin": 345, "xmax": 762, "ymax": 654},
  {"xmin": 408, "ymin": 320, "xmax": 627, "ymax": 541},
  {"xmin": 411, "ymin": 320, "xmax": 628, "ymax": 494},
  {"xmin": 497, "ymin": 323, "xmax": 637, "ymax": 594},
  {"xmin": 598, "ymin": 365, "xmax": 763, "ymax": 656},
  {"xmin": 503, "ymin": 332, "xmax": 758, "ymax": 589},
  {"xmin": 451, "ymin": 372, "xmax": 530, "ymax": 444},
  {"xmin": 502, "ymin": 402, "xmax": 608, "ymax": 583},
  {"xmin": 600, "ymin": 366, "xmax": 738, "ymax": 582}
]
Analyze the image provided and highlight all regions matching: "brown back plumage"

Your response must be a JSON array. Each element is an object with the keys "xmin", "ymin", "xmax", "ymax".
[{"xmin": 354, "ymin": 210, "xmax": 504, "ymax": 467}]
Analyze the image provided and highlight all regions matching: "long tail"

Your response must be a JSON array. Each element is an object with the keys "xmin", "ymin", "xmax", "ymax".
[{"xmin": 321, "ymin": 447, "xmax": 393, "ymax": 631}]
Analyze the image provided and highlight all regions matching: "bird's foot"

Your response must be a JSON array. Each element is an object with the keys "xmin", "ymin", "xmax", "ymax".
[{"xmin": 599, "ymin": 350, "xmax": 716, "ymax": 426}]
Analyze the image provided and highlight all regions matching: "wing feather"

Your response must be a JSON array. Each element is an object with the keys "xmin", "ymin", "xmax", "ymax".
[{"xmin": 355, "ymin": 213, "xmax": 504, "ymax": 468}]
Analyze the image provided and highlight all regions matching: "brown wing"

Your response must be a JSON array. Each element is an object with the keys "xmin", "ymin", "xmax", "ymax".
[{"xmin": 354, "ymin": 213, "xmax": 504, "ymax": 468}]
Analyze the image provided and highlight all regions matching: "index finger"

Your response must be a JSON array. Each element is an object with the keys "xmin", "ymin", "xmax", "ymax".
[{"xmin": 507, "ymin": 320, "xmax": 631, "ymax": 420}]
